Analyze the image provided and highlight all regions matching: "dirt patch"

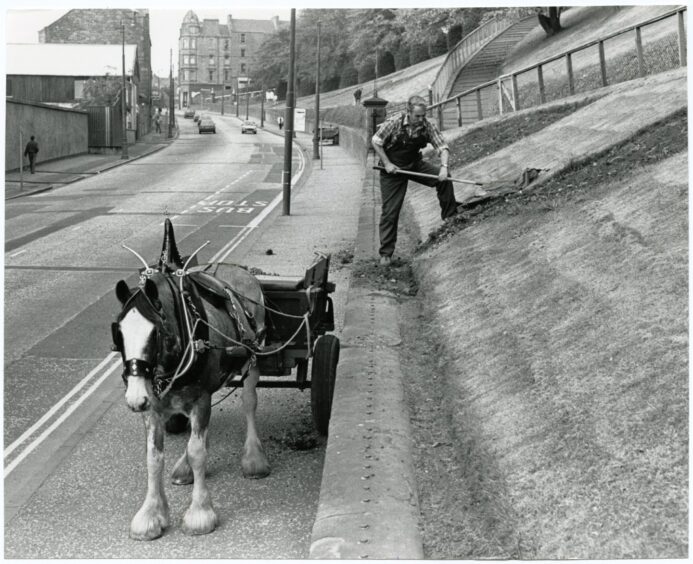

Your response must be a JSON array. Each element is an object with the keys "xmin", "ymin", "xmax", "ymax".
[
  {"xmin": 401, "ymin": 113, "xmax": 688, "ymax": 558},
  {"xmin": 421, "ymin": 108, "xmax": 688, "ymax": 252},
  {"xmin": 351, "ymin": 256, "xmax": 419, "ymax": 297}
]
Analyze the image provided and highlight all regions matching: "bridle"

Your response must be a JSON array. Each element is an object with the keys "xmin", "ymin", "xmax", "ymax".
[{"xmin": 112, "ymin": 267, "xmax": 204, "ymax": 398}]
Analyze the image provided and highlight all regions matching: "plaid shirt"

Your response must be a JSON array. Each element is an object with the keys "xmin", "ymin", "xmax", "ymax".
[{"xmin": 372, "ymin": 111, "xmax": 449, "ymax": 154}]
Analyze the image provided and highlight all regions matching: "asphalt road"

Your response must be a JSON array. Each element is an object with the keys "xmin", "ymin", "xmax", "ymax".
[{"xmin": 4, "ymin": 115, "xmax": 327, "ymax": 558}]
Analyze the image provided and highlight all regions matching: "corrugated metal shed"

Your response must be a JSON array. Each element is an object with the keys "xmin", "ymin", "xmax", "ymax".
[{"xmin": 6, "ymin": 43, "xmax": 138, "ymax": 77}]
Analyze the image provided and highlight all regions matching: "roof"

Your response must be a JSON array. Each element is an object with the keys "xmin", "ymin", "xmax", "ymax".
[
  {"xmin": 228, "ymin": 19, "xmax": 280, "ymax": 34},
  {"xmin": 6, "ymin": 43, "xmax": 138, "ymax": 77}
]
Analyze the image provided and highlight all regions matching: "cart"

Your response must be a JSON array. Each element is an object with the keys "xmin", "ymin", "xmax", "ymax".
[{"xmin": 225, "ymin": 254, "xmax": 340, "ymax": 435}]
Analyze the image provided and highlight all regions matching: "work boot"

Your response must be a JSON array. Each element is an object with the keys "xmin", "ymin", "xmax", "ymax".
[{"xmin": 379, "ymin": 255, "xmax": 392, "ymax": 267}]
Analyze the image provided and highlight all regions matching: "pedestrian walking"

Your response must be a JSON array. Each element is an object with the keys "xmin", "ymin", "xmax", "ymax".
[
  {"xmin": 277, "ymin": 116, "xmax": 284, "ymax": 130},
  {"xmin": 154, "ymin": 112, "xmax": 161, "ymax": 134},
  {"xmin": 24, "ymin": 135, "xmax": 39, "ymax": 174},
  {"xmin": 353, "ymin": 88, "xmax": 362, "ymax": 105},
  {"xmin": 371, "ymin": 95, "xmax": 459, "ymax": 266}
]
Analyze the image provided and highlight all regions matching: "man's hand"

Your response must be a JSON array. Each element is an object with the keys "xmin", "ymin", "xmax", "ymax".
[
  {"xmin": 384, "ymin": 162, "xmax": 399, "ymax": 174},
  {"xmin": 438, "ymin": 165, "xmax": 449, "ymax": 182}
]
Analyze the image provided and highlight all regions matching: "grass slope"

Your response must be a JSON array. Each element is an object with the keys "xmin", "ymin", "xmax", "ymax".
[{"xmin": 400, "ymin": 82, "xmax": 688, "ymax": 560}]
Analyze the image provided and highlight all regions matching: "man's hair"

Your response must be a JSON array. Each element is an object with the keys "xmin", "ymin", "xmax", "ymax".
[
  {"xmin": 30, "ymin": 136, "xmax": 35, "ymax": 140},
  {"xmin": 407, "ymin": 95, "xmax": 427, "ymax": 112}
]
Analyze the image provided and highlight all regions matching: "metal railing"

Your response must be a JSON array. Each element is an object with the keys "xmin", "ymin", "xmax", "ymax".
[
  {"xmin": 430, "ymin": 5, "xmax": 687, "ymax": 130},
  {"xmin": 430, "ymin": 12, "xmax": 530, "ymax": 105}
]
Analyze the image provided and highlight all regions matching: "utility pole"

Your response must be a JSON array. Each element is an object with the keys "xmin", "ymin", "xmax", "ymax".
[
  {"xmin": 168, "ymin": 48, "xmax": 174, "ymax": 138},
  {"xmin": 260, "ymin": 89, "xmax": 265, "ymax": 128},
  {"xmin": 120, "ymin": 18, "xmax": 129, "ymax": 159},
  {"xmin": 282, "ymin": 8, "xmax": 296, "ymax": 216},
  {"xmin": 221, "ymin": 70, "xmax": 225, "ymax": 115},
  {"xmin": 312, "ymin": 21, "xmax": 321, "ymax": 160}
]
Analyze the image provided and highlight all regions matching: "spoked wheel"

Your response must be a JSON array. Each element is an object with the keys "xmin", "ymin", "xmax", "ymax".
[{"xmin": 311, "ymin": 334, "xmax": 340, "ymax": 436}]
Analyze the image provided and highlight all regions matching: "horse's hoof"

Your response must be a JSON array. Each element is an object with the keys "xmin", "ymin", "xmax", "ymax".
[
  {"xmin": 182, "ymin": 506, "xmax": 218, "ymax": 535},
  {"xmin": 165, "ymin": 413, "xmax": 189, "ymax": 434},
  {"xmin": 130, "ymin": 511, "xmax": 168, "ymax": 541},
  {"xmin": 171, "ymin": 473, "xmax": 194, "ymax": 485},
  {"xmin": 241, "ymin": 455, "xmax": 271, "ymax": 479}
]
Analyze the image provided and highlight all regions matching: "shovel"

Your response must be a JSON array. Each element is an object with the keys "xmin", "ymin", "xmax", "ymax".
[{"xmin": 373, "ymin": 165, "xmax": 484, "ymax": 187}]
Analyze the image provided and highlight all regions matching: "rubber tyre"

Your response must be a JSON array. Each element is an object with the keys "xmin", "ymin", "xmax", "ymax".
[{"xmin": 311, "ymin": 334, "xmax": 340, "ymax": 436}]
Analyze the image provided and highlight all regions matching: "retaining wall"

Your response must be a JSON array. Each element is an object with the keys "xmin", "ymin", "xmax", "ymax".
[{"xmin": 6, "ymin": 100, "xmax": 88, "ymax": 172}]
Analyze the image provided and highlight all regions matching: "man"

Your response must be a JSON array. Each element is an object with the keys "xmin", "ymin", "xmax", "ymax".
[
  {"xmin": 353, "ymin": 88, "xmax": 362, "ymax": 105},
  {"xmin": 372, "ymin": 95, "xmax": 458, "ymax": 266},
  {"xmin": 154, "ymin": 111, "xmax": 161, "ymax": 134},
  {"xmin": 24, "ymin": 135, "xmax": 39, "ymax": 174}
]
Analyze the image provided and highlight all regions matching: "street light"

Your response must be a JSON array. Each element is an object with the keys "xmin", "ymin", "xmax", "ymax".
[
  {"xmin": 120, "ymin": 16, "xmax": 130, "ymax": 159},
  {"xmin": 312, "ymin": 22, "xmax": 321, "ymax": 160},
  {"xmin": 168, "ymin": 48, "xmax": 175, "ymax": 139}
]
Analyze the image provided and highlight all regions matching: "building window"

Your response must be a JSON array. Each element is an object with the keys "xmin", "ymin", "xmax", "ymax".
[
  {"xmin": 183, "ymin": 38, "xmax": 189, "ymax": 49},
  {"xmin": 189, "ymin": 25, "xmax": 198, "ymax": 35},
  {"xmin": 240, "ymin": 33, "xmax": 246, "ymax": 43},
  {"xmin": 224, "ymin": 54, "xmax": 230, "ymax": 66},
  {"xmin": 190, "ymin": 55, "xmax": 195, "ymax": 65},
  {"xmin": 224, "ymin": 39, "xmax": 229, "ymax": 50},
  {"xmin": 224, "ymin": 69, "xmax": 231, "ymax": 82},
  {"xmin": 241, "ymin": 48, "xmax": 245, "ymax": 58},
  {"xmin": 209, "ymin": 69, "xmax": 214, "ymax": 81},
  {"xmin": 191, "ymin": 38, "xmax": 196, "ymax": 49},
  {"xmin": 209, "ymin": 54, "xmax": 215, "ymax": 66},
  {"xmin": 184, "ymin": 70, "xmax": 190, "ymax": 81},
  {"xmin": 240, "ymin": 63, "xmax": 246, "ymax": 74}
]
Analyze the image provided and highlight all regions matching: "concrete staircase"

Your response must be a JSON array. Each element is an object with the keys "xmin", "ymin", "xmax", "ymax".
[{"xmin": 441, "ymin": 16, "xmax": 538, "ymax": 130}]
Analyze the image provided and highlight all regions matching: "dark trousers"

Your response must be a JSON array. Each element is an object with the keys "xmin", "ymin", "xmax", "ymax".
[
  {"xmin": 379, "ymin": 160, "xmax": 457, "ymax": 257},
  {"xmin": 26, "ymin": 153, "xmax": 36, "ymax": 173}
]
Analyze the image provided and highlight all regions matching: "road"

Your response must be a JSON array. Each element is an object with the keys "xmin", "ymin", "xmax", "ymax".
[{"xmin": 4, "ymin": 114, "xmax": 327, "ymax": 558}]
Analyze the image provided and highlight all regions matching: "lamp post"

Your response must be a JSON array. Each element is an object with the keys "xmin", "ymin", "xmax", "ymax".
[
  {"xmin": 120, "ymin": 18, "xmax": 129, "ymax": 159},
  {"xmin": 168, "ymin": 48, "xmax": 174, "ymax": 139},
  {"xmin": 282, "ymin": 9, "xmax": 296, "ymax": 216},
  {"xmin": 312, "ymin": 21, "xmax": 321, "ymax": 160}
]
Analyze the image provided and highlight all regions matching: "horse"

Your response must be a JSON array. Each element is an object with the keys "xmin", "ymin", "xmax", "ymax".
[{"xmin": 112, "ymin": 219, "xmax": 271, "ymax": 540}]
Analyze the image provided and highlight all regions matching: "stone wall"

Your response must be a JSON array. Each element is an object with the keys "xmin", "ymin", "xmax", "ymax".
[{"xmin": 5, "ymin": 100, "xmax": 88, "ymax": 171}]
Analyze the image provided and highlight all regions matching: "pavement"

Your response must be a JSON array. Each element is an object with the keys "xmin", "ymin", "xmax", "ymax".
[{"xmin": 4, "ymin": 129, "xmax": 177, "ymax": 200}]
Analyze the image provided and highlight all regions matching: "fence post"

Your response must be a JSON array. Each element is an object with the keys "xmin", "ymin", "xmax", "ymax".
[
  {"xmin": 497, "ymin": 78, "xmax": 504, "ymax": 115},
  {"xmin": 511, "ymin": 73, "xmax": 520, "ymax": 111},
  {"xmin": 437, "ymin": 104, "xmax": 444, "ymax": 131},
  {"xmin": 566, "ymin": 52, "xmax": 575, "ymax": 95},
  {"xmin": 635, "ymin": 26, "xmax": 645, "ymax": 77},
  {"xmin": 456, "ymin": 97, "xmax": 462, "ymax": 127},
  {"xmin": 598, "ymin": 41, "xmax": 608, "ymax": 86},
  {"xmin": 537, "ymin": 64, "xmax": 546, "ymax": 104},
  {"xmin": 677, "ymin": 10, "xmax": 687, "ymax": 67},
  {"xmin": 476, "ymin": 89, "xmax": 483, "ymax": 121}
]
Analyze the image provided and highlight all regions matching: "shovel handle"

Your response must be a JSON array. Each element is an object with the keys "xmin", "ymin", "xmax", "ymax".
[{"xmin": 373, "ymin": 165, "xmax": 483, "ymax": 186}]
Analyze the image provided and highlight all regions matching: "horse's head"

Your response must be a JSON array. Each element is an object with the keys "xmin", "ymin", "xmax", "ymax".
[{"xmin": 113, "ymin": 275, "xmax": 183, "ymax": 412}]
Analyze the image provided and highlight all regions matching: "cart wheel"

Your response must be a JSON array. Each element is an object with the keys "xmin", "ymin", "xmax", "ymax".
[{"xmin": 311, "ymin": 334, "xmax": 340, "ymax": 436}]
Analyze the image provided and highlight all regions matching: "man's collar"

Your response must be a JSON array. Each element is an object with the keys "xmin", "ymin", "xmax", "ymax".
[{"xmin": 402, "ymin": 112, "xmax": 425, "ymax": 128}]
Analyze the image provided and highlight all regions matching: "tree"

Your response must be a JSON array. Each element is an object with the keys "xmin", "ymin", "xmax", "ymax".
[
  {"xmin": 538, "ymin": 7, "xmax": 563, "ymax": 36},
  {"xmin": 81, "ymin": 75, "xmax": 121, "ymax": 106}
]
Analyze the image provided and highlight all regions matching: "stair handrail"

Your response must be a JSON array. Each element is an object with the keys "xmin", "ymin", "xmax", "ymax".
[{"xmin": 429, "ymin": 12, "xmax": 530, "ymax": 104}]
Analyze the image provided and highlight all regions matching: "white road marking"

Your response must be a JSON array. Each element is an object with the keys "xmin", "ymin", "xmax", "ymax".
[
  {"xmin": 4, "ymin": 357, "xmax": 122, "ymax": 477},
  {"xmin": 9, "ymin": 250, "xmax": 26, "ymax": 258},
  {"xmin": 4, "ymin": 352, "xmax": 119, "ymax": 458}
]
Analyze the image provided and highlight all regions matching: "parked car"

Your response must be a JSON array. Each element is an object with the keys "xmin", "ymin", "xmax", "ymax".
[
  {"xmin": 241, "ymin": 120, "xmax": 257, "ymax": 134},
  {"xmin": 198, "ymin": 116, "xmax": 216, "ymax": 134},
  {"xmin": 183, "ymin": 108, "xmax": 195, "ymax": 119}
]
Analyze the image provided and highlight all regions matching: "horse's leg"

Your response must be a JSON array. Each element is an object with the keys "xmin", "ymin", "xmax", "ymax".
[
  {"xmin": 241, "ymin": 365, "xmax": 270, "ymax": 478},
  {"xmin": 171, "ymin": 423, "xmax": 194, "ymax": 485},
  {"xmin": 181, "ymin": 395, "xmax": 218, "ymax": 535},
  {"xmin": 130, "ymin": 411, "xmax": 170, "ymax": 541}
]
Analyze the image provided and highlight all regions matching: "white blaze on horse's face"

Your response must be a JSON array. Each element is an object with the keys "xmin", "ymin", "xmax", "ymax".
[{"xmin": 121, "ymin": 308, "xmax": 155, "ymax": 411}]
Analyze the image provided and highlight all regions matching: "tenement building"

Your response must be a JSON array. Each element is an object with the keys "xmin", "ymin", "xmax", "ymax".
[
  {"xmin": 178, "ymin": 11, "xmax": 284, "ymax": 109},
  {"xmin": 39, "ymin": 8, "xmax": 153, "ymax": 134}
]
